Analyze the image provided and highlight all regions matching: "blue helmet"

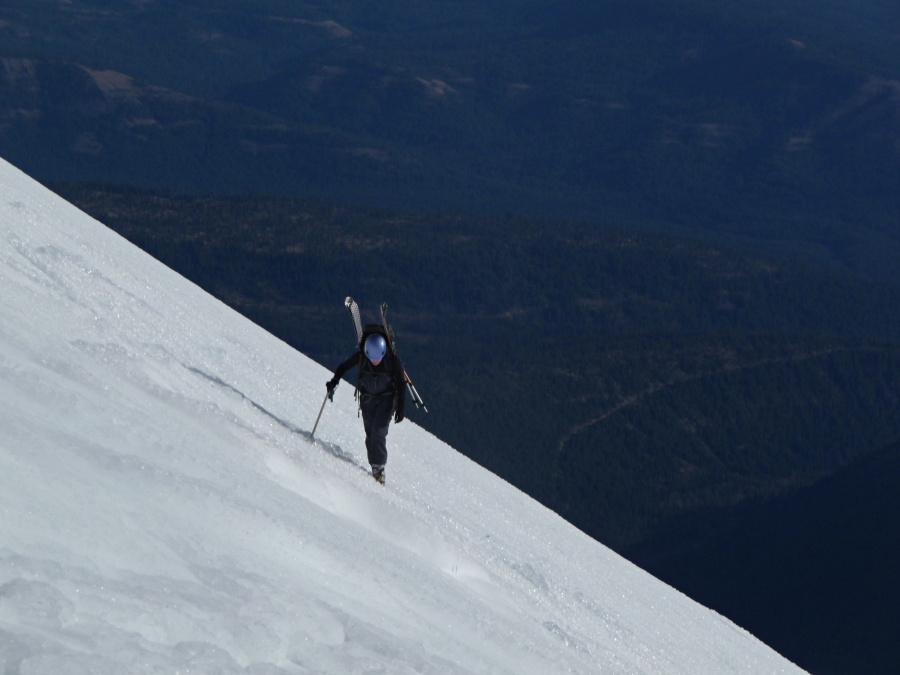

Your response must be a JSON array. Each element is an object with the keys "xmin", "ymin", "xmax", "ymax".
[{"xmin": 364, "ymin": 334, "xmax": 387, "ymax": 362}]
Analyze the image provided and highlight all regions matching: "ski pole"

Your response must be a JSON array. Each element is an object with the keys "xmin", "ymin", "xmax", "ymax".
[
  {"xmin": 310, "ymin": 386, "xmax": 334, "ymax": 440},
  {"xmin": 404, "ymin": 371, "xmax": 428, "ymax": 412},
  {"xmin": 379, "ymin": 301, "xmax": 428, "ymax": 412}
]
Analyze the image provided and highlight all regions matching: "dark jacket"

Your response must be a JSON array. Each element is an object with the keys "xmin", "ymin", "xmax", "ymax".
[{"xmin": 333, "ymin": 351, "xmax": 406, "ymax": 416}]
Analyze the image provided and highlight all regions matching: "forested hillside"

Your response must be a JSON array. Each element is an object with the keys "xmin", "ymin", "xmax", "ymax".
[
  {"xmin": 630, "ymin": 440, "xmax": 900, "ymax": 675},
  {"xmin": 2, "ymin": 0, "xmax": 899, "ymax": 282},
  {"xmin": 58, "ymin": 184, "xmax": 900, "ymax": 554}
]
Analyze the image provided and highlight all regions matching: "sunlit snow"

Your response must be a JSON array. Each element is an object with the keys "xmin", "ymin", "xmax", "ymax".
[{"xmin": 0, "ymin": 157, "xmax": 806, "ymax": 673}]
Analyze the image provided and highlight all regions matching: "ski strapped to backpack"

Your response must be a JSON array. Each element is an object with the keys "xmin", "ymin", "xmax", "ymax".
[
  {"xmin": 346, "ymin": 296, "xmax": 363, "ymax": 346},
  {"xmin": 345, "ymin": 297, "xmax": 428, "ymax": 412}
]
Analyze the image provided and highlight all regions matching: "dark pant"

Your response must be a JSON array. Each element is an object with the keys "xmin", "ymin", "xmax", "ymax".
[{"xmin": 361, "ymin": 394, "xmax": 393, "ymax": 467}]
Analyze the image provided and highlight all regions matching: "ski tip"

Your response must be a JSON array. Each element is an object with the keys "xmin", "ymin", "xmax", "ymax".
[{"xmin": 345, "ymin": 296, "xmax": 354, "ymax": 306}]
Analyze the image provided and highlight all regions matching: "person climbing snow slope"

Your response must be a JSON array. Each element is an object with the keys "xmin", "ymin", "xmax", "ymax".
[{"xmin": 327, "ymin": 331, "xmax": 406, "ymax": 484}]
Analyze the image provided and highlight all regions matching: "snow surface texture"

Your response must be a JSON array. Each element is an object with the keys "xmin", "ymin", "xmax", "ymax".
[{"xmin": 0, "ymin": 158, "xmax": 806, "ymax": 673}]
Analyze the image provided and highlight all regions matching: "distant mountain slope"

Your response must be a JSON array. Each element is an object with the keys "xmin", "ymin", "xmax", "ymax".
[
  {"xmin": 630, "ymin": 441, "xmax": 900, "ymax": 675},
  {"xmin": 1, "ymin": 0, "xmax": 899, "ymax": 280},
  {"xmin": 53, "ymin": 183, "xmax": 897, "ymax": 674}
]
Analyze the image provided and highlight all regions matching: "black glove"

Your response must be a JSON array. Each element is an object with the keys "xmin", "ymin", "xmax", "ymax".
[
  {"xmin": 326, "ymin": 378, "xmax": 339, "ymax": 393},
  {"xmin": 394, "ymin": 409, "xmax": 404, "ymax": 424}
]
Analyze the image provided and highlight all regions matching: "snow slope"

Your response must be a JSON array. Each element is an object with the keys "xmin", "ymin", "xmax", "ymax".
[{"xmin": 0, "ymin": 157, "xmax": 805, "ymax": 674}]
